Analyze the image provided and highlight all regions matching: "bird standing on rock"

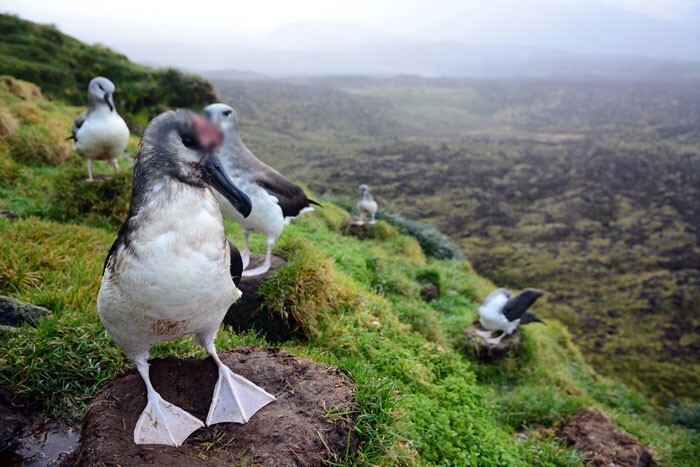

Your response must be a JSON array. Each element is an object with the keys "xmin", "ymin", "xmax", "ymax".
[
  {"xmin": 356, "ymin": 184, "xmax": 378, "ymax": 224},
  {"xmin": 69, "ymin": 77, "xmax": 130, "ymax": 181},
  {"xmin": 97, "ymin": 109, "xmax": 275, "ymax": 447},
  {"xmin": 476, "ymin": 288, "xmax": 545, "ymax": 344},
  {"xmin": 204, "ymin": 103, "xmax": 319, "ymax": 277}
]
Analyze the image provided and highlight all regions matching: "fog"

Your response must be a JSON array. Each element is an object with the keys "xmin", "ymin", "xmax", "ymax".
[{"xmin": 4, "ymin": 0, "xmax": 699, "ymax": 76}]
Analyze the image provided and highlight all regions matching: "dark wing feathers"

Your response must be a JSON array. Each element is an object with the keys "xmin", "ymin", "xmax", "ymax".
[
  {"xmin": 228, "ymin": 240, "xmax": 243, "ymax": 287},
  {"xmin": 519, "ymin": 311, "xmax": 544, "ymax": 325},
  {"xmin": 67, "ymin": 112, "xmax": 87, "ymax": 141},
  {"xmin": 503, "ymin": 288, "xmax": 544, "ymax": 322},
  {"xmin": 255, "ymin": 168, "xmax": 316, "ymax": 218}
]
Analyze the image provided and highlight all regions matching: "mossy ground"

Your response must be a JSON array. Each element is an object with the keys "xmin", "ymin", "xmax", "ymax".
[{"xmin": 1, "ymin": 77, "xmax": 698, "ymax": 463}]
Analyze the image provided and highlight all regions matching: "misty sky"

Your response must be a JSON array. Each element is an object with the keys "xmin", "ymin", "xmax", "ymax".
[
  {"xmin": 4, "ymin": 0, "xmax": 699, "ymax": 74},
  {"xmin": 4, "ymin": 0, "xmax": 698, "ymax": 46}
]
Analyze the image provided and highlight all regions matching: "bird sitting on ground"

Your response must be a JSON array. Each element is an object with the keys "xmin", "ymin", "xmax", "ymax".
[
  {"xmin": 203, "ymin": 103, "xmax": 319, "ymax": 277},
  {"xmin": 97, "ymin": 109, "xmax": 275, "ymax": 447},
  {"xmin": 69, "ymin": 77, "xmax": 130, "ymax": 182},
  {"xmin": 356, "ymin": 184, "xmax": 378, "ymax": 224},
  {"xmin": 475, "ymin": 288, "xmax": 545, "ymax": 345}
]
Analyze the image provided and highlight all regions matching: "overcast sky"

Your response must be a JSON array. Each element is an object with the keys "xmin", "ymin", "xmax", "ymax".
[{"xmin": 3, "ymin": 0, "xmax": 699, "ymax": 46}]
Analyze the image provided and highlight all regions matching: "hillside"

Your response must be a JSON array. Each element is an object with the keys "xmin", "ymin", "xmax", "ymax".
[
  {"xmin": 210, "ymin": 74, "xmax": 700, "ymax": 403},
  {"xmin": 0, "ymin": 14, "xmax": 216, "ymax": 131},
  {"xmin": 0, "ymin": 75, "xmax": 699, "ymax": 465}
]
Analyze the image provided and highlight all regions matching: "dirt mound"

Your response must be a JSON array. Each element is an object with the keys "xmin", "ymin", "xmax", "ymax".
[
  {"xmin": 224, "ymin": 254, "xmax": 292, "ymax": 342},
  {"xmin": 72, "ymin": 346, "xmax": 358, "ymax": 466},
  {"xmin": 560, "ymin": 407, "xmax": 656, "ymax": 466},
  {"xmin": 463, "ymin": 322, "xmax": 521, "ymax": 362}
]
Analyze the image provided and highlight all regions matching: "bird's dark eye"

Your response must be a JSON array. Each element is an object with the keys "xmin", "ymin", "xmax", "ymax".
[
  {"xmin": 223, "ymin": 110, "xmax": 232, "ymax": 117},
  {"xmin": 181, "ymin": 135, "xmax": 197, "ymax": 148},
  {"xmin": 97, "ymin": 83, "xmax": 104, "ymax": 91}
]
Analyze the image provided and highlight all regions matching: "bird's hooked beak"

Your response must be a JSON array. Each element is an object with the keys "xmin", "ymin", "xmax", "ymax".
[
  {"xmin": 195, "ymin": 116, "xmax": 252, "ymax": 218},
  {"xmin": 104, "ymin": 92, "xmax": 114, "ymax": 112}
]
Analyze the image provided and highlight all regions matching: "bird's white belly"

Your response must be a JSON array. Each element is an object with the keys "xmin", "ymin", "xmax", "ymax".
[
  {"xmin": 76, "ymin": 113, "xmax": 129, "ymax": 160},
  {"xmin": 215, "ymin": 182, "xmax": 285, "ymax": 239},
  {"xmin": 358, "ymin": 199, "xmax": 378, "ymax": 213},
  {"xmin": 98, "ymin": 188, "xmax": 239, "ymax": 355},
  {"xmin": 478, "ymin": 293, "xmax": 513, "ymax": 333}
]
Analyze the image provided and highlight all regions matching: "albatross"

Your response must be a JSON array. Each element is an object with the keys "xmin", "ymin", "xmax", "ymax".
[
  {"xmin": 204, "ymin": 103, "xmax": 319, "ymax": 276},
  {"xmin": 356, "ymin": 184, "xmax": 378, "ymax": 224},
  {"xmin": 476, "ymin": 288, "xmax": 545, "ymax": 344},
  {"xmin": 69, "ymin": 77, "xmax": 130, "ymax": 181},
  {"xmin": 97, "ymin": 109, "xmax": 275, "ymax": 447}
]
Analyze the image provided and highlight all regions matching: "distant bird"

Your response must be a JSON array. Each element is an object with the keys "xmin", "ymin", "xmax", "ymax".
[
  {"xmin": 475, "ymin": 288, "xmax": 545, "ymax": 344},
  {"xmin": 356, "ymin": 184, "xmax": 378, "ymax": 224},
  {"xmin": 69, "ymin": 77, "xmax": 130, "ymax": 181},
  {"xmin": 98, "ymin": 110, "xmax": 274, "ymax": 447},
  {"xmin": 204, "ymin": 103, "xmax": 319, "ymax": 276}
]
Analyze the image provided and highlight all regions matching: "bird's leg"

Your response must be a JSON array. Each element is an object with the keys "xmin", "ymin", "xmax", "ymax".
[
  {"xmin": 240, "ymin": 230, "xmax": 250, "ymax": 270},
  {"xmin": 486, "ymin": 332, "xmax": 506, "ymax": 345},
  {"xmin": 474, "ymin": 329, "xmax": 494, "ymax": 339},
  {"xmin": 133, "ymin": 356, "xmax": 204, "ymax": 446},
  {"xmin": 358, "ymin": 211, "xmax": 366, "ymax": 225},
  {"xmin": 85, "ymin": 160, "xmax": 94, "ymax": 182},
  {"xmin": 203, "ymin": 341, "xmax": 275, "ymax": 426},
  {"xmin": 242, "ymin": 238, "xmax": 274, "ymax": 277},
  {"xmin": 369, "ymin": 212, "xmax": 377, "ymax": 224},
  {"xmin": 111, "ymin": 158, "xmax": 120, "ymax": 173}
]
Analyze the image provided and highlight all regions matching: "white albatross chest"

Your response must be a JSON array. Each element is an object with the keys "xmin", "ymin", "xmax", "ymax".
[
  {"xmin": 97, "ymin": 183, "xmax": 240, "ymax": 356},
  {"xmin": 76, "ymin": 108, "xmax": 130, "ymax": 160},
  {"xmin": 478, "ymin": 292, "xmax": 517, "ymax": 333},
  {"xmin": 213, "ymin": 176, "xmax": 285, "ymax": 240}
]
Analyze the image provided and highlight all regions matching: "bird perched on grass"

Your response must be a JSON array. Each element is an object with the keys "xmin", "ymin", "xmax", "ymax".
[
  {"xmin": 203, "ymin": 103, "xmax": 319, "ymax": 276},
  {"xmin": 475, "ymin": 288, "xmax": 544, "ymax": 344},
  {"xmin": 98, "ymin": 109, "xmax": 275, "ymax": 447},
  {"xmin": 69, "ymin": 77, "xmax": 129, "ymax": 181},
  {"xmin": 356, "ymin": 184, "xmax": 378, "ymax": 224}
]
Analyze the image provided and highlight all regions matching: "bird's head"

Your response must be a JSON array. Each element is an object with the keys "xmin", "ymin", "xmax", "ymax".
[
  {"xmin": 139, "ymin": 109, "xmax": 252, "ymax": 217},
  {"xmin": 359, "ymin": 184, "xmax": 370, "ymax": 195},
  {"xmin": 88, "ymin": 77, "xmax": 117, "ymax": 112},
  {"xmin": 203, "ymin": 103, "xmax": 239, "ymax": 134}
]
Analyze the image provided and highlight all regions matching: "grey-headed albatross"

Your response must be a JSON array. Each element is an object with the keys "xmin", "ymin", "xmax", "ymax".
[
  {"xmin": 97, "ymin": 109, "xmax": 274, "ymax": 447},
  {"xmin": 204, "ymin": 103, "xmax": 319, "ymax": 276},
  {"xmin": 69, "ymin": 77, "xmax": 130, "ymax": 181}
]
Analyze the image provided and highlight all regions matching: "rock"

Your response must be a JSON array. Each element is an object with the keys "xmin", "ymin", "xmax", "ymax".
[
  {"xmin": 420, "ymin": 283, "xmax": 440, "ymax": 302},
  {"xmin": 559, "ymin": 407, "xmax": 657, "ymax": 467},
  {"xmin": 224, "ymin": 254, "xmax": 291, "ymax": 342},
  {"xmin": 1, "ymin": 210, "xmax": 19, "ymax": 222},
  {"xmin": 73, "ymin": 346, "xmax": 358, "ymax": 466},
  {"xmin": 463, "ymin": 321, "xmax": 521, "ymax": 362},
  {"xmin": 0, "ymin": 296, "xmax": 51, "ymax": 328},
  {"xmin": 0, "ymin": 386, "xmax": 26, "ymax": 455}
]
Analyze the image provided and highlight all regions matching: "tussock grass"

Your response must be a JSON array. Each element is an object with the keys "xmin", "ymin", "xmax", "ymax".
[{"xmin": 48, "ymin": 167, "xmax": 132, "ymax": 229}]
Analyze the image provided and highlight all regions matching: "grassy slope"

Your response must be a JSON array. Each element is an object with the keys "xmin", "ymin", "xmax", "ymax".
[{"xmin": 0, "ymin": 78, "xmax": 698, "ymax": 465}]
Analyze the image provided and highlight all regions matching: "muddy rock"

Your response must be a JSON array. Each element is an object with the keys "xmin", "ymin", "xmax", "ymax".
[
  {"xmin": 340, "ymin": 219, "xmax": 395, "ymax": 240},
  {"xmin": 560, "ymin": 407, "xmax": 656, "ymax": 467},
  {"xmin": 0, "ymin": 296, "xmax": 51, "ymax": 328},
  {"xmin": 463, "ymin": 321, "xmax": 521, "ymax": 362},
  {"xmin": 224, "ymin": 254, "xmax": 291, "ymax": 342},
  {"xmin": 420, "ymin": 283, "xmax": 440, "ymax": 302},
  {"xmin": 73, "ymin": 346, "xmax": 358, "ymax": 466},
  {"xmin": 0, "ymin": 386, "xmax": 25, "ymax": 454}
]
